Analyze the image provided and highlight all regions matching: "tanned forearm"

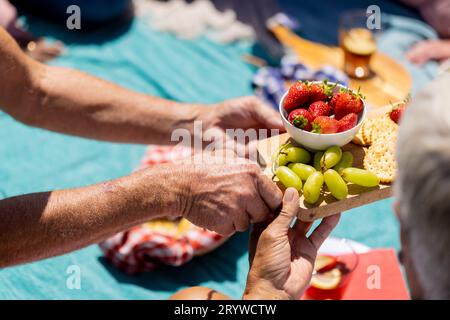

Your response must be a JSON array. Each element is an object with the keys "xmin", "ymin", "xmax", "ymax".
[
  {"xmin": 0, "ymin": 27, "xmax": 211, "ymax": 145},
  {"xmin": 27, "ymin": 65, "xmax": 208, "ymax": 144},
  {"xmin": 0, "ymin": 165, "xmax": 187, "ymax": 268}
]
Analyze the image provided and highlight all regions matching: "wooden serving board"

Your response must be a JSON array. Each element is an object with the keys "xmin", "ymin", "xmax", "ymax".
[
  {"xmin": 257, "ymin": 106, "xmax": 393, "ymax": 222},
  {"xmin": 269, "ymin": 24, "xmax": 411, "ymax": 108}
]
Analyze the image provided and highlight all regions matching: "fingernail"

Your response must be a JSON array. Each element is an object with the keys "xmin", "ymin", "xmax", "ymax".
[{"xmin": 284, "ymin": 188, "xmax": 296, "ymax": 201}]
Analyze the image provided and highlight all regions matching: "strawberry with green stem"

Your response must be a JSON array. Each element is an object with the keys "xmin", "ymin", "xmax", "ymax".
[
  {"xmin": 330, "ymin": 87, "xmax": 365, "ymax": 120},
  {"xmin": 288, "ymin": 108, "xmax": 313, "ymax": 131},
  {"xmin": 389, "ymin": 95, "xmax": 410, "ymax": 124},
  {"xmin": 308, "ymin": 80, "xmax": 337, "ymax": 103},
  {"xmin": 283, "ymin": 81, "xmax": 310, "ymax": 111}
]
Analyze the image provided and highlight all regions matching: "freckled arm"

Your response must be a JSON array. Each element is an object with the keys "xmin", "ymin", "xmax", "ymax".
[
  {"xmin": 0, "ymin": 165, "xmax": 188, "ymax": 268},
  {"xmin": 0, "ymin": 27, "xmax": 211, "ymax": 145}
]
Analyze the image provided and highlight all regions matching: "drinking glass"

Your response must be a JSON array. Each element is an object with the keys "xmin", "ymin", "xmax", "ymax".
[{"xmin": 339, "ymin": 10, "xmax": 377, "ymax": 79}]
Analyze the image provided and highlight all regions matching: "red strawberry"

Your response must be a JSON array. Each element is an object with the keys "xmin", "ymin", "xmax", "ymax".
[
  {"xmin": 308, "ymin": 81, "xmax": 335, "ymax": 103},
  {"xmin": 330, "ymin": 89, "xmax": 364, "ymax": 120},
  {"xmin": 389, "ymin": 103, "xmax": 406, "ymax": 124},
  {"xmin": 312, "ymin": 116, "xmax": 339, "ymax": 134},
  {"xmin": 288, "ymin": 108, "xmax": 313, "ymax": 131},
  {"xmin": 309, "ymin": 101, "xmax": 331, "ymax": 118},
  {"xmin": 338, "ymin": 113, "xmax": 358, "ymax": 132},
  {"xmin": 283, "ymin": 81, "xmax": 310, "ymax": 111}
]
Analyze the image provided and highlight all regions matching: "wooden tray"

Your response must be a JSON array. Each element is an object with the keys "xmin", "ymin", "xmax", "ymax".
[
  {"xmin": 256, "ymin": 106, "xmax": 393, "ymax": 222},
  {"xmin": 269, "ymin": 24, "xmax": 411, "ymax": 108}
]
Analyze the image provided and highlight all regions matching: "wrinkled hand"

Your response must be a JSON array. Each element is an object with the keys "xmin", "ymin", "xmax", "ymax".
[
  {"xmin": 179, "ymin": 151, "xmax": 283, "ymax": 236},
  {"xmin": 406, "ymin": 40, "xmax": 450, "ymax": 65},
  {"xmin": 243, "ymin": 188, "xmax": 340, "ymax": 300},
  {"xmin": 213, "ymin": 96, "xmax": 284, "ymax": 131},
  {"xmin": 203, "ymin": 96, "xmax": 285, "ymax": 158}
]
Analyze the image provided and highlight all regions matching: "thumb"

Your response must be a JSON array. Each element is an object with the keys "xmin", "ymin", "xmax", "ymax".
[{"xmin": 270, "ymin": 188, "xmax": 299, "ymax": 232}]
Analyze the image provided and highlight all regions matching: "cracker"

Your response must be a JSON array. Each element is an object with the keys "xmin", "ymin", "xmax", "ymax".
[
  {"xmin": 361, "ymin": 118, "xmax": 376, "ymax": 146},
  {"xmin": 355, "ymin": 119, "xmax": 367, "ymax": 146},
  {"xmin": 352, "ymin": 129, "xmax": 365, "ymax": 146},
  {"xmin": 370, "ymin": 114, "xmax": 398, "ymax": 144},
  {"xmin": 363, "ymin": 138, "xmax": 397, "ymax": 183}
]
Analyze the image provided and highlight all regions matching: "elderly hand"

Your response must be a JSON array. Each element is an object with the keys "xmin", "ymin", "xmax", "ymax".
[
  {"xmin": 202, "ymin": 96, "xmax": 285, "ymax": 158},
  {"xmin": 213, "ymin": 96, "xmax": 284, "ymax": 131},
  {"xmin": 243, "ymin": 188, "xmax": 340, "ymax": 300},
  {"xmin": 406, "ymin": 40, "xmax": 450, "ymax": 65},
  {"xmin": 178, "ymin": 151, "xmax": 283, "ymax": 236}
]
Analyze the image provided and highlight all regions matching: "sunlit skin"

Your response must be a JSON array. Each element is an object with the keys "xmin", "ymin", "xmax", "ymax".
[
  {"xmin": 406, "ymin": 40, "xmax": 450, "ymax": 65},
  {"xmin": 171, "ymin": 188, "xmax": 340, "ymax": 300},
  {"xmin": 0, "ymin": 27, "xmax": 285, "ymax": 268}
]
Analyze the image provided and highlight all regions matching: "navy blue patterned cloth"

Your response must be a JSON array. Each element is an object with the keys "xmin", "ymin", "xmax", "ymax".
[{"xmin": 253, "ymin": 56, "xmax": 349, "ymax": 110}]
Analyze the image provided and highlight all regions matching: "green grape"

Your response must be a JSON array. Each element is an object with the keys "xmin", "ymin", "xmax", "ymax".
[
  {"xmin": 313, "ymin": 151, "xmax": 324, "ymax": 171},
  {"xmin": 275, "ymin": 166, "xmax": 303, "ymax": 191},
  {"xmin": 271, "ymin": 143, "xmax": 293, "ymax": 172},
  {"xmin": 303, "ymin": 172, "xmax": 324, "ymax": 204},
  {"xmin": 320, "ymin": 146, "xmax": 342, "ymax": 170},
  {"xmin": 341, "ymin": 167, "xmax": 380, "ymax": 187},
  {"xmin": 324, "ymin": 169, "xmax": 348, "ymax": 200},
  {"xmin": 272, "ymin": 143, "xmax": 292, "ymax": 163},
  {"xmin": 288, "ymin": 163, "xmax": 316, "ymax": 181},
  {"xmin": 277, "ymin": 153, "xmax": 289, "ymax": 166},
  {"xmin": 285, "ymin": 147, "xmax": 311, "ymax": 164},
  {"xmin": 333, "ymin": 151, "xmax": 354, "ymax": 174}
]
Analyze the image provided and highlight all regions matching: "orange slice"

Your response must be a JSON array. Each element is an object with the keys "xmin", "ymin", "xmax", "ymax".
[
  {"xmin": 314, "ymin": 255, "xmax": 338, "ymax": 273},
  {"xmin": 310, "ymin": 268, "xmax": 342, "ymax": 290}
]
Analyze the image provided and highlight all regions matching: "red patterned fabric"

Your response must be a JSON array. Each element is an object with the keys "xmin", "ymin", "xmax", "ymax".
[
  {"xmin": 99, "ymin": 145, "xmax": 224, "ymax": 274},
  {"xmin": 136, "ymin": 145, "xmax": 193, "ymax": 168}
]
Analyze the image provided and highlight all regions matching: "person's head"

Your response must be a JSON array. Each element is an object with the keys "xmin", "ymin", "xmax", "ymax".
[{"xmin": 395, "ymin": 73, "xmax": 450, "ymax": 299}]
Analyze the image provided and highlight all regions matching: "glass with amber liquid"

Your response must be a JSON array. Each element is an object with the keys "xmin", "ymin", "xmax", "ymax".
[{"xmin": 339, "ymin": 11, "xmax": 377, "ymax": 79}]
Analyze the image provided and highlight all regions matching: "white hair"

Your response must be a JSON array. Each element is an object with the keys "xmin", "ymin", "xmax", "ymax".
[{"xmin": 395, "ymin": 72, "xmax": 450, "ymax": 299}]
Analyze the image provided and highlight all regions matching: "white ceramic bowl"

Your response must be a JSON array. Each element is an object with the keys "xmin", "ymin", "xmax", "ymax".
[{"xmin": 279, "ymin": 82, "xmax": 366, "ymax": 151}]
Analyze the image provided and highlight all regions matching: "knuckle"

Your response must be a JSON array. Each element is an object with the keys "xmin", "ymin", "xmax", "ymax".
[
  {"xmin": 250, "ymin": 213, "xmax": 266, "ymax": 223},
  {"xmin": 273, "ymin": 191, "xmax": 284, "ymax": 206},
  {"xmin": 261, "ymin": 228, "xmax": 277, "ymax": 241},
  {"xmin": 284, "ymin": 202, "xmax": 297, "ymax": 212},
  {"xmin": 240, "ymin": 190, "xmax": 254, "ymax": 200},
  {"xmin": 258, "ymin": 173, "xmax": 271, "ymax": 183},
  {"xmin": 224, "ymin": 225, "xmax": 235, "ymax": 236},
  {"xmin": 244, "ymin": 163, "xmax": 259, "ymax": 173},
  {"xmin": 274, "ymin": 186, "xmax": 283, "ymax": 198},
  {"xmin": 268, "ymin": 190, "xmax": 284, "ymax": 208},
  {"xmin": 279, "ymin": 209, "xmax": 291, "ymax": 218},
  {"xmin": 247, "ymin": 96, "xmax": 260, "ymax": 105},
  {"xmin": 280, "ymin": 205, "xmax": 295, "ymax": 217},
  {"xmin": 235, "ymin": 221, "xmax": 249, "ymax": 232},
  {"xmin": 251, "ymin": 206, "xmax": 270, "ymax": 222},
  {"xmin": 216, "ymin": 225, "xmax": 233, "ymax": 236}
]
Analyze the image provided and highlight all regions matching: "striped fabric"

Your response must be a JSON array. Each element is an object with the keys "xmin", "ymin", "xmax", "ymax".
[{"xmin": 99, "ymin": 145, "xmax": 224, "ymax": 274}]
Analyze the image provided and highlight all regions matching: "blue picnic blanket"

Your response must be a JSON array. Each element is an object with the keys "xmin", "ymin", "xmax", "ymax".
[{"xmin": 0, "ymin": 1, "xmax": 439, "ymax": 299}]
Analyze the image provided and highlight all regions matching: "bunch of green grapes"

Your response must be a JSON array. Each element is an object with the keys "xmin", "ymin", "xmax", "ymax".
[{"xmin": 273, "ymin": 144, "xmax": 380, "ymax": 204}]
